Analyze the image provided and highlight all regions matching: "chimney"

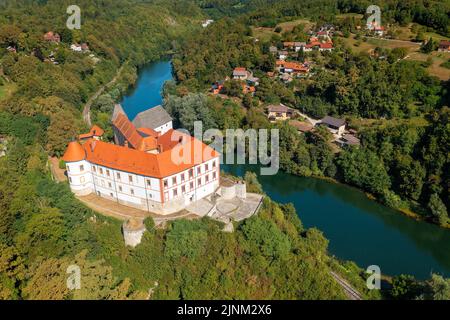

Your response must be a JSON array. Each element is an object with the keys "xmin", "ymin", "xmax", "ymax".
[
  {"xmin": 124, "ymin": 141, "xmax": 129, "ymax": 148},
  {"xmin": 90, "ymin": 140, "xmax": 97, "ymax": 152},
  {"xmin": 158, "ymin": 144, "xmax": 163, "ymax": 153}
]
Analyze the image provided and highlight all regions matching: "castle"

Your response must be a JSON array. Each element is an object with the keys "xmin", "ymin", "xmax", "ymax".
[{"xmin": 63, "ymin": 104, "xmax": 220, "ymax": 215}]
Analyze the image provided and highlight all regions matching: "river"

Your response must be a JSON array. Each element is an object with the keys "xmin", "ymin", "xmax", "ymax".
[{"xmin": 121, "ymin": 59, "xmax": 450, "ymax": 280}]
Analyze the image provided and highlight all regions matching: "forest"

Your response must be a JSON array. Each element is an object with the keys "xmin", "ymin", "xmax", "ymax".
[
  {"xmin": 171, "ymin": 3, "xmax": 450, "ymax": 228},
  {"xmin": 0, "ymin": 0, "xmax": 449, "ymax": 300}
]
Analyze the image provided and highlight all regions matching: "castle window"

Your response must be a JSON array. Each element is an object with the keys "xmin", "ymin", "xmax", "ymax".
[
  {"xmin": 181, "ymin": 173, "xmax": 185, "ymax": 182},
  {"xmin": 80, "ymin": 165, "xmax": 84, "ymax": 172},
  {"xmin": 149, "ymin": 194, "xmax": 153, "ymax": 199},
  {"xmin": 164, "ymin": 179, "xmax": 168, "ymax": 188},
  {"xmin": 99, "ymin": 168, "xmax": 103, "ymax": 174},
  {"xmin": 189, "ymin": 169, "xmax": 193, "ymax": 178},
  {"xmin": 213, "ymin": 172, "xmax": 217, "ymax": 179},
  {"xmin": 213, "ymin": 161, "xmax": 216, "ymax": 168},
  {"xmin": 108, "ymin": 182, "xmax": 112, "ymax": 188},
  {"xmin": 128, "ymin": 175, "xmax": 133, "ymax": 183},
  {"xmin": 92, "ymin": 166, "xmax": 96, "ymax": 172},
  {"xmin": 182, "ymin": 185, "xmax": 186, "ymax": 193},
  {"xmin": 172, "ymin": 177, "xmax": 177, "ymax": 185},
  {"xmin": 110, "ymin": 193, "xmax": 114, "ymax": 198},
  {"xmin": 205, "ymin": 164, "xmax": 209, "ymax": 171},
  {"xmin": 205, "ymin": 175, "xmax": 209, "ymax": 183},
  {"xmin": 173, "ymin": 189, "xmax": 178, "ymax": 197},
  {"xmin": 197, "ymin": 178, "xmax": 201, "ymax": 186},
  {"xmin": 147, "ymin": 180, "xmax": 151, "ymax": 187},
  {"xmin": 130, "ymin": 188, "xmax": 134, "ymax": 195},
  {"xmin": 80, "ymin": 176, "xmax": 85, "ymax": 184},
  {"xmin": 119, "ymin": 185, "xmax": 122, "ymax": 192},
  {"xmin": 117, "ymin": 172, "xmax": 121, "ymax": 180},
  {"xmin": 190, "ymin": 182, "xmax": 194, "ymax": 190},
  {"xmin": 106, "ymin": 170, "xmax": 110, "ymax": 177},
  {"xmin": 197, "ymin": 167, "xmax": 201, "ymax": 174}
]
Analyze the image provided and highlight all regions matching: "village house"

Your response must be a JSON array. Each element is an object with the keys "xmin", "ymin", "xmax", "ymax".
[
  {"xmin": 78, "ymin": 125, "xmax": 104, "ymax": 142},
  {"xmin": 438, "ymin": 40, "xmax": 450, "ymax": 52},
  {"xmin": 278, "ymin": 50, "xmax": 289, "ymax": 60},
  {"xmin": 44, "ymin": 31, "xmax": 61, "ymax": 43},
  {"xmin": 304, "ymin": 41, "xmax": 334, "ymax": 52},
  {"xmin": 211, "ymin": 81, "xmax": 224, "ymax": 94},
  {"xmin": 289, "ymin": 120, "xmax": 313, "ymax": 134},
  {"xmin": 277, "ymin": 60, "xmax": 309, "ymax": 76},
  {"xmin": 267, "ymin": 104, "xmax": 295, "ymax": 121},
  {"xmin": 70, "ymin": 43, "xmax": 90, "ymax": 52},
  {"xmin": 283, "ymin": 41, "xmax": 306, "ymax": 52},
  {"xmin": 63, "ymin": 105, "xmax": 220, "ymax": 215},
  {"xmin": 202, "ymin": 19, "xmax": 214, "ymax": 28},
  {"xmin": 319, "ymin": 42, "xmax": 334, "ymax": 52},
  {"xmin": 336, "ymin": 134, "xmax": 360, "ymax": 147},
  {"xmin": 319, "ymin": 116, "xmax": 346, "ymax": 136},
  {"xmin": 233, "ymin": 67, "xmax": 249, "ymax": 80},
  {"xmin": 367, "ymin": 22, "xmax": 385, "ymax": 37}
]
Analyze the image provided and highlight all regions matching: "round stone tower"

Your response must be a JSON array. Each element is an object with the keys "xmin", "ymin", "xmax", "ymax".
[
  {"xmin": 122, "ymin": 218, "xmax": 146, "ymax": 247},
  {"xmin": 62, "ymin": 141, "xmax": 93, "ymax": 196}
]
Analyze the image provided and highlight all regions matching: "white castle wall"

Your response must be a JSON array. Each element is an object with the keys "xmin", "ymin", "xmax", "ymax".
[{"xmin": 67, "ymin": 155, "xmax": 220, "ymax": 215}]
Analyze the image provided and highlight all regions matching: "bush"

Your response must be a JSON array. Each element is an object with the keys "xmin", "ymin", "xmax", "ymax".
[{"xmin": 58, "ymin": 159, "xmax": 66, "ymax": 169}]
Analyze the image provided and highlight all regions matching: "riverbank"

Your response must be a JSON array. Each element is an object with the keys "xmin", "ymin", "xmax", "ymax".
[{"xmin": 109, "ymin": 58, "xmax": 450, "ymax": 279}]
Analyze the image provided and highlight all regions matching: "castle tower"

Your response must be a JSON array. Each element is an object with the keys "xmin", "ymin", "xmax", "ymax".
[
  {"xmin": 62, "ymin": 141, "xmax": 93, "ymax": 196},
  {"xmin": 122, "ymin": 218, "xmax": 146, "ymax": 247}
]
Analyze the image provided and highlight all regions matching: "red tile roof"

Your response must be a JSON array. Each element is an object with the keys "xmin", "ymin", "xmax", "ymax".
[
  {"xmin": 320, "ymin": 42, "xmax": 333, "ymax": 49},
  {"xmin": 63, "ymin": 141, "xmax": 86, "ymax": 162},
  {"xmin": 79, "ymin": 125, "xmax": 105, "ymax": 140},
  {"xmin": 81, "ymin": 132, "xmax": 219, "ymax": 178},
  {"xmin": 113, "ymin": 113, "xmax": 146, "ymax": 149}
]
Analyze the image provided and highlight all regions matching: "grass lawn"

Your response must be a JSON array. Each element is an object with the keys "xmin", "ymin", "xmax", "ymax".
[
  {"xmin": 336, "ymin": 13, "xmax": 364, "ymax": 20},
  {"xmin": 252, "ymin": 18, "xmax": 313, "ymax": 42},
  {"xmin": 340, "ymin": 35, "xmax": 421, "ymax": 54},
  {"xmin": 0, "ymin": 82, "xmax": 17, "ymax": 101},
  {"xmin": 406, "ymin": 51, "xmax": 450, "ymax": 80}
]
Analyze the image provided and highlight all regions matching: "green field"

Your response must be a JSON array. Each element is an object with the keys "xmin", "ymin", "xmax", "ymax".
[
  {"xmin": 252, "ymin": 18, "xmax": 313, "ymax": 42},
  {"xmin": 0, "ymin": 82, "xmax": 16, "ymax": 101}
]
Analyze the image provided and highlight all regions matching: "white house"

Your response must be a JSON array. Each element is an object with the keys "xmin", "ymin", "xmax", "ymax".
[{"xmin": 63, "ymin": 130, "xmax": 220, "ymax": 215}]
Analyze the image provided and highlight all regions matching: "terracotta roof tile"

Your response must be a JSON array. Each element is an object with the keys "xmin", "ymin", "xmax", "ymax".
[
  {"xmin": 82, "ymin": 132, "xmax": 219, "ymax": 178},
  {"xmin": 62, "ymin": 141, "xmax": 86, "ymax": 162}
]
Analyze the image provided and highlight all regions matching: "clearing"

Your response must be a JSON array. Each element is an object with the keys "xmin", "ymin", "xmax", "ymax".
[
  {"xmin": 0, "ymin": 82, "xmax": 16, "ymax": 101},
  {"xmin": 252, "ymin": 18, "xmax": 313, "ymax": 42},
  {"xmin": 405, "ymin": 51, "xmax": 450, "ymax": 81}
]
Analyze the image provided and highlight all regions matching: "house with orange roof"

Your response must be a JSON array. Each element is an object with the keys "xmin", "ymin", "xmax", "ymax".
[
  {"xmin": 78, "ymin": 125, "xmax": 104, "ymax": 142},
  {"xmin": 438, "ymin": 40, "xmax": 450, "ymax": 52},
  {"xmin": 276, "ymin": 60, "xmax": 309, "ymax": 76},
  {"xmin": 63, "ymin": 107, "xmax": 220, "ymax": 215},
  {"xmin": 44, "ymin": 31, "xmax": 61, "ymax": 43},
  {"xmin": 233, "ymin": 67, "xmax": 249, "ymax": 80}
]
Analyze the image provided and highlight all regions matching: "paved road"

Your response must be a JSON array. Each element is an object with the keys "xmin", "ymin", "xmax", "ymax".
[
  {"xmin": 82, "ymin": 63, "xmax": 126, "ymax": 126},
  {"xmin": 295, "ymin": 110, "xmax": 320, "ymax": 126}
]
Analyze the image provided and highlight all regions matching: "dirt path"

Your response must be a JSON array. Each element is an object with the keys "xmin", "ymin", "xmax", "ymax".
[
  {"xmin": 82, "ymin": 63, "xmax": 127, "ymax": 126},
  {"xmin": 49, "ymin": 157, "xmax": 67, "ymax": 182}
]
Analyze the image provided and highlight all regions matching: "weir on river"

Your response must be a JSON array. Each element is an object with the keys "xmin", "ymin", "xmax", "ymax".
[{"xmin": 120, "ymin": 59, "xmax": 450, "ymax": 280}]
